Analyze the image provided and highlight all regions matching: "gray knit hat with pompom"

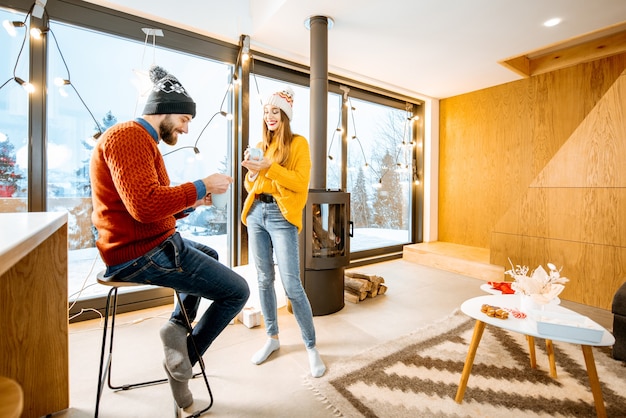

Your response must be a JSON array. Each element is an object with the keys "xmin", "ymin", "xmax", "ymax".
[{"xmin": 142, "ymin": 65, "xmax": 196, "ymax": 118}]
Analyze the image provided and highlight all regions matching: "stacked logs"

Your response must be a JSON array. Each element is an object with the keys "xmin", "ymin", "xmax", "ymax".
[{"xmin": 344, "ymin": 271, "xmax": 387, "ymax": 303}]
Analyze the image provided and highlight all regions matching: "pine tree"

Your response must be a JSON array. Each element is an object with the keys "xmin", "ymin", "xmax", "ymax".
[
  {"xmin": 372, "ymin": 152, "xmax": 403, "ymax": 229},
  {"xmin": 101, "ymin": 110, "xmax": 117, "ymax": 131},
  {"xmin": 75, "ymin": 111, "xmax": 117, "ymax": 196},
  {"xmin": 350, "ymin": 165, "xmax": 370, "ymax": 227},
  {"xmin": 0, "ymin": 137, "xmax": 23, "ymax": 189}
]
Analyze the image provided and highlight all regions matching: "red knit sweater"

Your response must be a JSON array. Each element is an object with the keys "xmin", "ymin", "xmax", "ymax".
[{"xmin": 90, "ymin": 120, "xmax": 198, "ymax": 266}]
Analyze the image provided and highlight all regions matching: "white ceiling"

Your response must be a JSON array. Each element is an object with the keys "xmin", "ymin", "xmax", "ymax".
[{"xmin": 86, "ymin": 0, "xmax": 626, "ymax": 99}]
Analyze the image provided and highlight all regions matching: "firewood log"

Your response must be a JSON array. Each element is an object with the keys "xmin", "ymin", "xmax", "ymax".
[
  {"xmin": 377, "ymin": 284, "xmax": 388, "ymax": 295},
  {"xmin": 345, "ymin": 271, "xmax": 373, "ymax": 279},
  {"xmin": 344, "ymin": 291, "xmax": 359, "ymax": 304},
  {"xmin": 346, "ymin": 271, "xmax": 384, "ymax": 285},
  {"xmin": 344, "ymin": 287, "xmax": 367, "ymax": 301},
  {"xmin": 369, "ymin": 275, "xmax": 384, "ymax": 287},
  {"xmin": 344, "ymin": 276, "xmax": 372, "ymax": 293}
]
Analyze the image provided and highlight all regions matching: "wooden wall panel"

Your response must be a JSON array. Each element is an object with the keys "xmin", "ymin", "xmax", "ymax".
[
  {"xmin": 495, "ymin": 188, "xmax": 625, "ymax": 247},
  {"xmin": 491, "ymin": 234, "xmax": 626, "ymax": 309},
  {"xmin": 440, "ymin": 53, "xmax": 626, "ymax": 310},
  {"xmin": 440, "ymin": 54, "xmax": 626, "ymax": 249},
  {"xmin": 534, "ymin": 73, "xmax": 626, "ymax": 188},
  {"xmin": 439, "ymin": 81, "xmax": 532, "ymax": 247}
]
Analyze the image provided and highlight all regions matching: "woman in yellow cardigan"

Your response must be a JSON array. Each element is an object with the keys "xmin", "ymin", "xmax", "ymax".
[{"xmin": 241, "ymin": 86, "xmax": 325, "ymax": 378}]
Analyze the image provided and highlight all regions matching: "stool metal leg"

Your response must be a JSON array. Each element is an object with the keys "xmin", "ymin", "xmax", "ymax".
[
  {"xmin": 95, "ymin": 286, "xmax": 167, "ymax": 417},
  {"xmin": 95, "ymin": 286, "xmax": 116, "ymax": 418},
  {"xmin": 94, "ymin": 287, "xmax": 214, "ymax": 417},
  {"xmin": 175, "ymin": 291, "xmax": 213, "ymax": 417}
]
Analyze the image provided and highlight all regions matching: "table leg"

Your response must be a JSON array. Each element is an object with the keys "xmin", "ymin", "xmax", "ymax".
[
  {"xmin": 581, "ymin": 345, "xmax": 607, "ymax": 418},
  {"xmin": 526, "ymin": 336, "xmax": 537, "ymax": 369},
  {"xmin": 455, "ymin": 320, "xmax": 486, "ymax": 403},
  {"xmin": 545, "ymin": 339, "xmax": 557, "ymax": 378}
]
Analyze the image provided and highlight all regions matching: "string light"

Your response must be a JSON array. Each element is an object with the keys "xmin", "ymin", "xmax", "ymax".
[
  {"xmin": 165, "ymin": 35, "xmax": 247, "ymax": 157},
  {"xmin": 347, "ymin": 97, "xmax": 369, "ymax": 167},
  {"xmin": 29, "ymin": 27, "xmax": 48, "ymax": 39},
  {"xmin": 54, "ymin": 77, "xmax": 70, "ymax": 86},
  {"xmin": 14, "ymin": 77, "xmax": 34, "ymax": 93},
  {"xmin": 46, "ymin": 26, "xmax": 103, "ymax": 138},
  {"xmin": 1, "ymin": 6, "xmax": 102, "ymax": 138},
  {"xmin": 3, "ymin": 20, "xmax": 25, "ymax": 37},
  {"xmin": 0, "ymin": 16, "xmax": 27, "ymax": 94}
]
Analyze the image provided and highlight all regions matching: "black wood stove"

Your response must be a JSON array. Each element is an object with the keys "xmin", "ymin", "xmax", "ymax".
[{"xmin": 299, "ymin": 189, "xmax": 351, "ymax": 315}]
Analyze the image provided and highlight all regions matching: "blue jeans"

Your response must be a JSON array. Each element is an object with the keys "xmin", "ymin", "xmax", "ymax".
[
  {"xmin": 246, "ymin": 200, "xmax": 316, "ymax": 349},
  {"xmin": 105, "ymin": 232, "xmax": 250, "ymax": 365}
]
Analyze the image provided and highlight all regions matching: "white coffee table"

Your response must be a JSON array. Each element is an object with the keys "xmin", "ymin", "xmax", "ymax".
[
  {"xmin": 479, "ymin": 283, "xmax": 559, "ymax": 377},
  {"xmin": 455, "ymin": 294, "xmax": 615, "ymax": 418}
]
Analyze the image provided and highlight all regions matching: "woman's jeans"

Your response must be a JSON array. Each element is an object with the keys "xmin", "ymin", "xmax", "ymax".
[
  {"xmin": 246, "ymin": 200, "xmax": 316, "ymax": 349},
  {"xmin": 105, "ymin": 232, "xmax": 250, "ymax": 366}
]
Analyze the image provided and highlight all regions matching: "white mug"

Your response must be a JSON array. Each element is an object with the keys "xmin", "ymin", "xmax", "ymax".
[
  {"xmin": 211, "ymin": 192, "xmax": 229, "ymax": 209},
  {"xmin": 248, "ymin": 147, "xmax": 263, "ymax": 161}
]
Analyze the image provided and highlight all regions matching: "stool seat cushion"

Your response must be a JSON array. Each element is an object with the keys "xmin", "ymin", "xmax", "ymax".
[{"xmin": 96, "ymin": 270, "xmax": 142, "ymax": 287}]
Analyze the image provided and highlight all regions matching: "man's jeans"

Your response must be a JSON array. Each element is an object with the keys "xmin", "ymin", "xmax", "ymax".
[
  {"xmin": 246, "ymin": 200, "xmax": 316, "ymax": 349},
  {"xmin": 105, "ymin": 232, "xmax": 250, "ymax": 365}
]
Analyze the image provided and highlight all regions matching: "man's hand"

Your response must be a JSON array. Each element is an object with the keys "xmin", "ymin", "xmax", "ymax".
[{"xmin": 202, "ymin": 173, "xmax": 233, "ymax": 195}]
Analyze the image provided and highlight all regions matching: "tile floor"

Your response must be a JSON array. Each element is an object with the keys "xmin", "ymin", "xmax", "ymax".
[{"xmin": 56, "ymin": 259, "xmax": 613, "ymax": 418}]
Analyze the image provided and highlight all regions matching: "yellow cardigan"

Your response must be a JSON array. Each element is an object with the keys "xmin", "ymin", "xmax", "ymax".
[{"xmin": 241, "ymin": 134, "xmax": 311, "ymax": 232}]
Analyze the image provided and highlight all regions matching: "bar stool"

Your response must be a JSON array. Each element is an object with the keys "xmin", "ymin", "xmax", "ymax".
[{"xmin": 95, "ymin": 271, "xmax": 213, "ymax": 417}]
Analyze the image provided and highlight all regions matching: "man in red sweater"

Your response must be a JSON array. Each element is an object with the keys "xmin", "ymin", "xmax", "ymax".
[{"xmin": 90, "ymin": 65, "xmax": 249, "ymax": 409}]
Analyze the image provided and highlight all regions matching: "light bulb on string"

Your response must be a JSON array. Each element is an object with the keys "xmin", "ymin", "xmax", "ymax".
[
  {"xmin": 30, "ymin": 27, "xmax": 49, "ymax": 39},
  {"xmin": 14, "ymin": 77, "xmax": 34, "ymax": 93},
  {"xmin": 54, "ymin": 77, "xmax": 70, "ymax": 86},
  {"xmin": 53, "ymin": 77, "xmax": 70, "ymax": 96},
  {"xmin": 3, "ymin": 20, "xmax": 25, "ymax": 37}
]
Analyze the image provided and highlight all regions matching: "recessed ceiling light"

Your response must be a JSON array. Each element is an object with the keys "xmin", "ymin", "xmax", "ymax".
[{"xmin": 543, "ymin": 17, "xmax": 562, "ymax": 27}]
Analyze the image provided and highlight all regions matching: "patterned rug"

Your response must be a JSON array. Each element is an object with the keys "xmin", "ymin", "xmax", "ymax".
[{"xmin": 306, "ymin": 310, "xmax": 626, "ymax": 417}]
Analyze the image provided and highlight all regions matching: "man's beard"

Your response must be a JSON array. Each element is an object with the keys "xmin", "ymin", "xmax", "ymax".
[{"xmin": 159, "ymin": 116, "xmax": 178, "ymax": 146}]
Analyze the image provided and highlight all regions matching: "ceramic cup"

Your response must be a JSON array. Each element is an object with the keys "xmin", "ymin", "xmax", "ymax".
[
  {"xmin": 248, "ymin": 147, "xmax": 263, "ymax": 161},
  {"xmin": 211, "ymin": 192, "xmax": 229, "ymax": 210}
]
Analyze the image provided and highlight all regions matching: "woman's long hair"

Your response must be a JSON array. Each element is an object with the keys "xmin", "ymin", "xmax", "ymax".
[{"xmin": 262, "ymin": 109, "xmax": 294, "ymax": 166}]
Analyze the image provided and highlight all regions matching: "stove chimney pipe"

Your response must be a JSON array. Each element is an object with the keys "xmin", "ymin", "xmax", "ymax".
[{"xmin": 306, "ymin": 15, "xmax": 333, "ymax": 190}]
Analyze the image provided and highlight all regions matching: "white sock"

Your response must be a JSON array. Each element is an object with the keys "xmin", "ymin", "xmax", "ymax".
[
  {"xmin": 251, "ymin": 338, "xmax": 280, "ymax": 365},
  {"xmin": 307, "ymin": 347, "xmax": 326, "ymax": 378}
]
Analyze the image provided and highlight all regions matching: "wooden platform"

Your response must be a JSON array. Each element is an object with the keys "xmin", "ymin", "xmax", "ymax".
[{"xmin": 403, "ymin": 242, "xmax": 505, "ymax": 282}]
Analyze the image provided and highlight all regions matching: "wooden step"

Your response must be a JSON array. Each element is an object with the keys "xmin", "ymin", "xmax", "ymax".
[{"xmin": 403, "ymin": 242, "xmax": 505, "ymax": 282}]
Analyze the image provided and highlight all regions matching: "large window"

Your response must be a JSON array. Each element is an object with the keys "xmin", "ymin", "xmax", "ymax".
[
  {"xmin": 345, "ymin": 96, "xmax": 415, "ymax": 252},
  {"xmin": 2, "ymin": 0, "xmax": 424, "ymax": 320},
  {"xmin": 0, "ymin": 7, "xmax": 29, "ymax": 211},
  {"xmin": 43, "ymin": 20, "xmax": 235, "ymax": 306},
  {"xmin": 248, "ymin": 74, "xmax": 418, "ymax": 254}
]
